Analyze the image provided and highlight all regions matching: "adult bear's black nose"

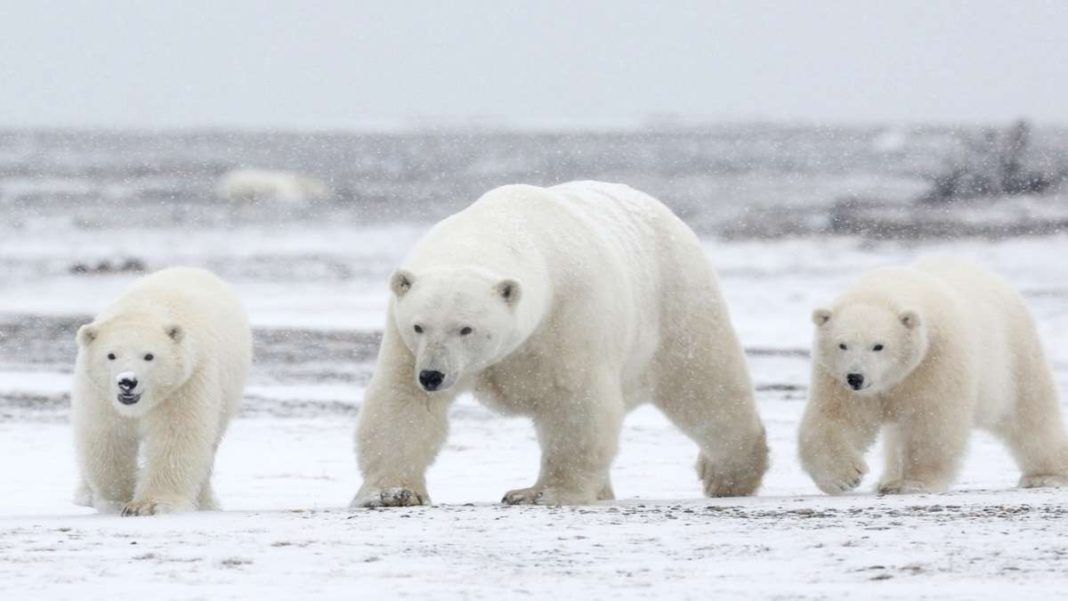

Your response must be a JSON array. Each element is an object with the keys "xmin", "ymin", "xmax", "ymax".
[
  {"xmin": 846, "ymin": 373, "xmax": 865, "ymax": 390},
  {"xmin": 118, "ymin": 376, "xmax": 138, "ymax": 392},
  {"xmin": 419, "ymin": 370, "xmax": 445, "ymax": 392}
]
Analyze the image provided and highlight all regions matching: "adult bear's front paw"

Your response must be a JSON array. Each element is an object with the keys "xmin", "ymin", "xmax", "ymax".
[
  {"xmin": 501, "ymin": 486, "xmax": 594, "ymax": 506},
  {"xmin": 502, "ymin": 486, "xmax": 549, "ymax": 505},
  {"xmin": 121, "ymin": 497, "xmax": 195, "ymax": 516},
  {"xmin": 350, "ymin": 487, "xmax": 428, "ymax": 508}
]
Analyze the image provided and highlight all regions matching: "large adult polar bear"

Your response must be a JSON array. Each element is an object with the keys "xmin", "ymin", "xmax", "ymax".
[
  {"xmin": 799, "ymin": 257, "xmax": 1068, "ymax": 495},
  {"xmin": 352, "ymin": 181, "xmax": 768, "ymax": 507},
  {"xmin": 73, "ymin": 267, "xmax": 252, "ymax": 515}
]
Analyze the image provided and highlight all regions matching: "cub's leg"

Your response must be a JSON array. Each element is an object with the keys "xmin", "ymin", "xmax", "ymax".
[
  {"xmin": 123, "ymin": 383, "xmax": 217, "ymax": 516},
  {"xmin": 875, "ymin": 423, "xmax": 905, "ymax": 491},
  {"xmin": 197, "ymin": 453, "xmax": 221, "ymax": 511},
  {"xmin": 73, "ymin": 480, "xmax": 94, "ymax": 508},
  {"xmin": 998, "ymin": 346, "xmax": 1068, "ymax": 488},
  {"xmin": 597, "ymin": 478, "xmax": 616, "ymax": 501},
  {"xmin": 879, "ymin": 402, "xmax": 970, "ymax": 495},
  {"xmin": 799, "ymin": 371, "xmax": 882, "ymax": 495},
  {"xmin": 73, "ymin": 401, "xmax": 138, "ymax": 512}
]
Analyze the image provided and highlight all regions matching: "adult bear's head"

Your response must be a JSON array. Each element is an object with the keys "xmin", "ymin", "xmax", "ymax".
[
  {"xmin": 76, "ymin": 317, "xmax": 196, "ymax": 417},
  {"xmin": 389, "ymin": 266, "xmax": 524, "ymax": 393}
]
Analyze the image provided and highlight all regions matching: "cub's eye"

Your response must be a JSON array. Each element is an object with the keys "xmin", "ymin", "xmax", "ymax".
[
  {"xmin": 107, "ymin": 353, "xmax": 116, "ymax": 361},
  {"xmin": 872, "ymin": 344, "xmax": 884, "ymax": 352},
  {"xmin": 413, "ymin": 325, "xmax": 423, "ymax": 334},
  {"xmin": 838, "ymin": 343, "xmax": 848, "ymax": 351},
  {"xmin": 460, "ymin": 326, "xmax": 473, "ymax": 336},
  {"xmin": 144, "ymin": 353, "xmax": 154, "ymax": 361}
]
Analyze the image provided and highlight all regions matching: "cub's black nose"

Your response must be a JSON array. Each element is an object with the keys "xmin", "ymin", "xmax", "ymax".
[
  {"xmin": 847, "ymin": 373, "xmax": 865, "ymax": 390},
  {"xmin": 418, "ymin": 370, "xmax": 445, "ymax": 391},
  {"xmin": 118, "ymin": 377, "xmax": 138, "ymax": 392}
]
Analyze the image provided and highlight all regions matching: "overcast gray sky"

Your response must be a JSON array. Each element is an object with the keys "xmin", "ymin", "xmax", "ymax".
[{"xmin": 1, "ymin": 0, "xmax": 1065, "ymax": 129}]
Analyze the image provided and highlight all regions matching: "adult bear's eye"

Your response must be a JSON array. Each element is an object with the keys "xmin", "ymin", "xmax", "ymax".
[
  {"xmin": 144, "ymin": 353, "xmax": 154, "ymax": 361},
  {"xmin": 460, "ymin": 326, "xmax": 473, "ymax": 336},
  {"xmin": 872, "ymin": 344, "xmax": 884, "ymax": 352},
  {"xmin": 838, "ymin": 343, "xmax": 847, "ymax": 351},
  {"xmin": 107, "ymin": 353, "xmax": 116, "ymax": 360},
  {"xmin": 413, "ymin": 325, "xmax": 423, "ymax": 334}
]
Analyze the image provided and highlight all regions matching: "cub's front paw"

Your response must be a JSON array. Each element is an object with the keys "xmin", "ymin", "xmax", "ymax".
[
  {"xmin": 350, "ymin": 487, "xmax": 428, "ymax": 508},
  {"xmin": 121, "ymin": 497, "xmax": 195, "ymax": 516},
  {"xmin": 810, "ymin": 457, "xmax": 868, "ymax": 495},
  {"xmin": 876, "ymin": 479, "xmax": 930, "ymax": 495},
  {"xmin": 1018, "ymin": 474, "xmax": 1068, "ymax": 489}
]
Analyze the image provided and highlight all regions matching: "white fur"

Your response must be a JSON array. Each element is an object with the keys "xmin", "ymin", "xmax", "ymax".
[
  {"xmin": 352, "ymin": 181, "xmax": 768, "ymax": 507},
  {"xmin": 217, "ymin": 168, "xmax": 331, "ymax": 204},
  {"xmin": 72, "ymin": 267, "xmax": 252, "ymax": 515},
  {"xmin": 799, "ymin": 257, "xmax": 1068, "ymax": 495}
]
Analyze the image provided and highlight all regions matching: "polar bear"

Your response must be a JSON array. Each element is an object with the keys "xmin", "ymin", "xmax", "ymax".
[
  {"xmin": 72, "ymin": 267, "xmax": 252, "ymax": 515},
  {"xmin": 352, "ymin": 181, "xmax": 768, "ymax": 507},
  {"xmin": 799, "ymin": 257, "xmax": 1068, "ymax": 495},
  {"xmin": 217, "ymin": 168, "xmax": 331, "ymax": 204}
]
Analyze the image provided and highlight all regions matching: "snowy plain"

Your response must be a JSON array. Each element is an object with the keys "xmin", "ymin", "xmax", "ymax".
[{"xmin": 1, "ymin": 218, "xmax": 1067, "ymax": 599}]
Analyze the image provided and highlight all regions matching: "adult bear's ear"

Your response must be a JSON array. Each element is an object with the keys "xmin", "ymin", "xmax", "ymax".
[
  {"xmin": 165, "ymin": 324, "xmax": 184, "ymax": 343},
  {"xmin": 899, "ymin": 310, "xmax": 921, "ymax": 329},
  {"xmin": 77, "ymin": 324, "xmax": 98, "ymax": 346},
  {"xmin": 811, "ymin": 308, "xmax": 832, "ymax": 326},
  {"xmin": 496, "ymin": 278, "xmax": 521, "ymax": 307},
  {"xmin": 390, "ymin": 269, "xmax": 415, "ymax": 298}
]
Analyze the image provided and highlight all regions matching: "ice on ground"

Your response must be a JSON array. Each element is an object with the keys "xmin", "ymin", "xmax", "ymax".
[
  {"xmin": 2, "ymin": 399, "xmax": 1065, "ymax": 600},
  {"xmin": 1, "ymin": 233, "xmax": 1067, "ymax": 599}
]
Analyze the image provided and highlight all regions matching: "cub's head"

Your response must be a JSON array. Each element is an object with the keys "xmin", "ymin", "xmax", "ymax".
[
  {"xmin": 76, "ymin": 319, "xmax": 195, "ymax": 416},
  {"xmin": 389, "ymin": 267, "xmax": 523, "ymax": 393},
  {"xmin": 811, "ymin": 303, "xmax": 927, "ymax": 396}
]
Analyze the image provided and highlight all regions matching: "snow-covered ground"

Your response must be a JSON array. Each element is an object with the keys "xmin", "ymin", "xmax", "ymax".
[{"xmin": 1, "ymin": 223, "xmax": 1067, "ymax": 599}]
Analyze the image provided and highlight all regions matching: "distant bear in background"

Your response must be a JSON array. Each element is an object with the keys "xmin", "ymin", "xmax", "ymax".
[
  {"xmin": 799, "ymin": 257, "xmax": 1068, "ymax": 495},
  {"xmin": 352, "ymin": 181, "xmax": 768, "ymax": 507},
  {"xmin": 72, "ymin": 267, "xmax": 252, "ymax": 515},
  {"xmin": 217, "ymin": 168, "xmax": 331, "ymax": 204}
]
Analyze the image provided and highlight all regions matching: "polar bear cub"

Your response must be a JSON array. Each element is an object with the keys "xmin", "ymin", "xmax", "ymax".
[
  {"xmin": 352, "ymin": 181, "xmax": 768, "ymax": 507},
  {"xmin": 799, "ymin": 257, "xmax": 1068, "ymax": 495},
  {"xmin": 72, "ymin": 267, "xmax": 252, "ymax": 515}
]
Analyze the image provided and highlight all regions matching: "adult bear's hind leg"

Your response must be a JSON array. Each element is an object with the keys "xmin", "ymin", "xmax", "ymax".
[{"xmin": 654, "ymin": 324, "xmax": 768, "ymax": 497}]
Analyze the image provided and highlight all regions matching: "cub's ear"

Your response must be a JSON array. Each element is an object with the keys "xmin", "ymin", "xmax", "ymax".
[
  {"xmin": 77, "ymin": 324, "xmax": 98, "ymax": 346},
  {"xmin": 496, "ymin": 278, "xmax": 521, "ymax": 307},
  {"xmin": 811, "ymin": 308, "xmax": 832, "ymax": 326},
  {"xmin": 165, "ymin": 324, "xmax": 184, "ymax": 343},
  {"xmin": 390, "ymin": 269, "xmax": 415, "ymax": 298},
  {"xmin": 900, "ymin": 310, "xmax": 921, "ymax": 329}
]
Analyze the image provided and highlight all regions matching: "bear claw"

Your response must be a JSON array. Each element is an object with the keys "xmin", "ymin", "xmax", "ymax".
[
  {"xmin": 502, "ymin": 488, "xmax": 548, "ymax": 505},
  {"xmin": 812, "ymin": 458, "xmax": 868, "ymax": 495},
  {"xmin": 502, "ymin": 489, "xmax": 546, "ymax": 505},
  {"xmin": 121, "ymin": 498, "xmax": 193, "ymax": 516},
  {"xmin": 351, "ymin": 487, "xmax": 428, "ymax": 508}
]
